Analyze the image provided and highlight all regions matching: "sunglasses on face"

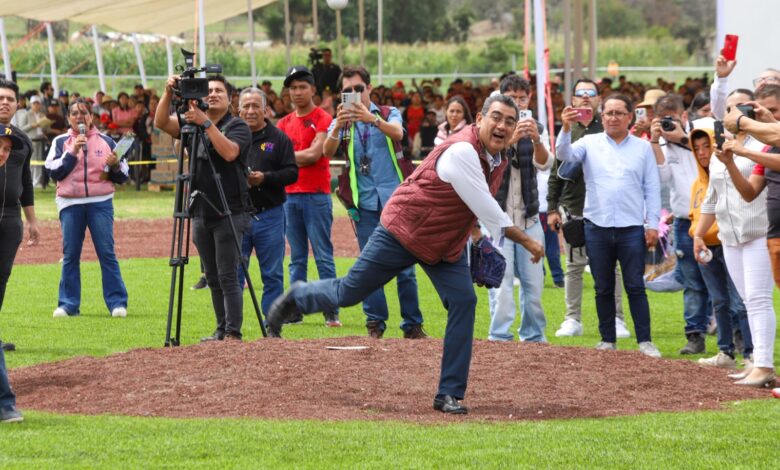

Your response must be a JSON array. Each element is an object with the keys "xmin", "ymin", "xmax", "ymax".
[
  {"xmin": 574, "ymin": 89, "xmax": 598, "ymax": 98},
  {"xmin": 342, "ymin": 85, "xmax": 365, "ymax": 94}
]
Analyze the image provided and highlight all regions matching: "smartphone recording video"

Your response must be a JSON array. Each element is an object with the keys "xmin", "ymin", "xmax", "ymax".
[
  {"xmin": 573, "ymin": 108, "xmax": 593, "ymax": 122},
  {"xmin": 714, "ymin": 121, "xmax": 725, "ymax": 150},
  {"xmin": 518, "ymin": 110, "xmax": 533, "ymax": 121},
  {"xmin": 341, "ymin": 92, "xmax": 360, "ymax": 110},
  {"xmin": 721, "ymin": 34, "xmax": 739, "ymax": 61},
  {"xmin": 635, "ymin": 108, "xmax": 647, "ymax": 121}
]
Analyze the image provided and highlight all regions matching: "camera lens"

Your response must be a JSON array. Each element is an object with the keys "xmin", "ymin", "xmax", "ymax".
[{"xmin": 661, "ymin": 117, "xmax": 676, "ymax": 132}]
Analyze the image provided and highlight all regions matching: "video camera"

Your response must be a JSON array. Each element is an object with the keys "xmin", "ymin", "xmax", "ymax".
[
  {"xmin": 309, "ymin": 48, "xmax": 324, "ymax": 66},
  {"xmin": 172, "ymin": 49, "xmax": 223, "ymax": 109}
]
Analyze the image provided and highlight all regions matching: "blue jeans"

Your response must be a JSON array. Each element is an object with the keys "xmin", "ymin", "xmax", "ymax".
[
  {"xmin": 539, "ymin": 213, "xmax": 564, "ymax": 283},
  {"xmin": 284, "ymin": 193, "xmax": 338, "ymax": 314},
  {"xmin": 355, "ymin": 208, "xmax": 423, "ymax": 332},
  {"xmin": 292, "ymin": 226, "xmax": 477, "ymax": 399},
  {"xmin": 674, "ymin": 219, "xmax": 710, "ymax": 334},
  {"xmin": 238, "ymin": 205, "xmax": 286, "ymax": 316},
  {"xmin": 488, "ymin": 221, "xmax": 547, "ymax": 342},
  {"xmin": 58, "ymin": 199, "xmax": 128, "ymax": 315},
  {"xmin": 697, "ymin": 245, "xmax": 753, "ymax": 357},
  {"xmin": 585, "ymin": 222, "xmax": 652, "ymax": 343},
  {"xmin": 0, "ymin": 349, "xmax": 15, "ymax": 410}
]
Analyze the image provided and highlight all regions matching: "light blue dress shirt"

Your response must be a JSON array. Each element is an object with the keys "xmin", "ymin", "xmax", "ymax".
[
  {"xmin": 327, "ymin": 103, "xmax": 403, "ymax": 211},
  {"xmin": 556, "ymin": 130, "xmax": 661, "ymax": 230}
]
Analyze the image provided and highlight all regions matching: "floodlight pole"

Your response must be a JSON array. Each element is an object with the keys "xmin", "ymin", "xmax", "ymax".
[{"xmin": 45, "ymin": 23, "xmax": 59, "ymax": 96}]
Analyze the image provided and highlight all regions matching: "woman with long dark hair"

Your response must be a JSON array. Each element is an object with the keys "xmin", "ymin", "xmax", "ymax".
[{"xmin": 434, "ymin": 96, "xmax": 473, "ymax": 145}]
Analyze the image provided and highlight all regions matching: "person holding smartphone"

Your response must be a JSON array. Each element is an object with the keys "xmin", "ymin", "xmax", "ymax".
[
  {"xmin": 323, "ymin": 65, "xmax": 426, "ymax": 339},
  {"xmin": 236, "ymin": 88, "xmax": 298, "ymax": 316},
  {"xmin": 548, "ymin": 79, "xmax": 630, "ymax": 339}
]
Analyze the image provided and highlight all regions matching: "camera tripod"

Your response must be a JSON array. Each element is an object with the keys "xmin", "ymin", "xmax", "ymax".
[{"xmin": 164, "ymin": 102, "xmax": 267, "ymax": 347}]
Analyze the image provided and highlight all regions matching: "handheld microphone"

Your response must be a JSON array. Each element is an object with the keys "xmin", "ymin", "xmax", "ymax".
[{"xmin": 77, "ymin": 123, "xmax": 88, "ymax": 157}]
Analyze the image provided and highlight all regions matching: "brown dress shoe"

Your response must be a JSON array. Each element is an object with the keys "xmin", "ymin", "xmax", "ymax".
[
  {"xmin": 403, "ymin": 324, "xmax": 427, "ymax": 339},
  {"xmin": 366, "ymin": 320, "xmax": 384, "ymax": 339}
]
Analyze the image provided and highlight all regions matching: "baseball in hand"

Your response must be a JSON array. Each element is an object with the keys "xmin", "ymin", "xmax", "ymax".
[{"xmin": 699, "ymin": 248, "xmax": 713, "ymax": 263}]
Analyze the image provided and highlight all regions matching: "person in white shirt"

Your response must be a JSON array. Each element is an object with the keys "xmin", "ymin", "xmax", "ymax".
[{"xmin": 649, "ymin": 94, "xmax": 711, "ymax": 355}]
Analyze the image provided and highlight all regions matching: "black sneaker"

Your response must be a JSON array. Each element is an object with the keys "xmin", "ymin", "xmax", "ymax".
[
  {"xmin": 200, "ymin": 332, "xmax": 224, "ymax": 342},
  {"xmin": 191, "ymin": 276, "xmax": 208, "ymax": 290},
  {"xmin": 324, "ymin": 312, "xmax": 342, "ymax": 327},
  {"xmin": 0, "ymin": 340, "xmax": 15, "ymax": 352},
  {"xmin": 554, "ymin": 280, "xmax": 565, "ymax": 288},
  {"xmin": 366, "ymin": 320, "xmax": 384, "ymax": 339},
  {"xmin": 433, "ymin": 395, "xmax": 468, "ymax": 414}
]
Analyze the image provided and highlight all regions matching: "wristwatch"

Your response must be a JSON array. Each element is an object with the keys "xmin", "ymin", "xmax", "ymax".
[{"xmin": 203, "ymin": 119, "xmax": 213, "ymax": 129}]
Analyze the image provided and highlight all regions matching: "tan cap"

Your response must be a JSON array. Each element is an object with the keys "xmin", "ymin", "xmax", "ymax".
[{"xmin": 637, "ymin": 89, "xmax": 666, "ymax": 108}]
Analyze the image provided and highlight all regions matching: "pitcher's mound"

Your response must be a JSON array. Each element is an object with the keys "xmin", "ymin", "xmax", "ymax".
[{"xmin": 10, "ymin": 338, "xmax": 768, "ymax": 423}]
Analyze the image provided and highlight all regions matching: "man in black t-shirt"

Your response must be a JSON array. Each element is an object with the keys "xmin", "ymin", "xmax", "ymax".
[
  {"xmin": 312, "ymin": 48, "xmax": 341, "ymax": 97},
  {"xmin": 155, "ymin": 75, "xmax": 252, "ymax": 341},
  {"xmin": 237, "ymin": 88, "xmax": 297, "ymax": 315},
  {"xmin": 0, "ymin": 79, "xmax": 40, "ymax": 355}
]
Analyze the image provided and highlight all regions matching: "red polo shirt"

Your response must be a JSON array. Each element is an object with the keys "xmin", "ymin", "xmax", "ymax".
[{"xmin": 277, "ymin": 107, "xmax": 332, "ymax": 194}]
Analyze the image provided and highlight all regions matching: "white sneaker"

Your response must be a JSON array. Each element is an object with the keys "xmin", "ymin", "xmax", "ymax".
[
  {"xmin": 53, "ymin": 307, "xmax": 68, "ymax": 318},
  {"xmin": 111, "ymin": 307, "xmax": 127, "ymax": 318},
  {"xmin": 615, "ymin": 318, "xmax": 631, "ymax": 338},
  {"xmin": 638, "ymin": 341, "xmax": 662, "ymax": 358},
  {"xmin": 594, "ymin": 341, "xmax": 616, "ymax": 350},
  {"xmin": 555, "ymin": 319, "xmax": 583, "ymax": 337},
  {"xmin": 698, "ymin": 351, "xmax": 737, "ymax": 369}
]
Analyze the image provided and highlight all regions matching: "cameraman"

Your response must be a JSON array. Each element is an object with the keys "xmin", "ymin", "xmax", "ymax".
[
  {"xmin": 155, "ymin": 74, "xmax": 252, "ymax": 342},
  {"xmin": 312, "ymin": 48, "xmax": 341, "ymax": 97}
]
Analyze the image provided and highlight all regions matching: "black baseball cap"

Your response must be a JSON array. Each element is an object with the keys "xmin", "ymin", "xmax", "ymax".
[
  {"xmin": 0, "ymin": 124, "xmax": 25, "ymax": 150},
  {"xmin": 284, "ymin": 65, "xmax": 315, "ymax": 88}
]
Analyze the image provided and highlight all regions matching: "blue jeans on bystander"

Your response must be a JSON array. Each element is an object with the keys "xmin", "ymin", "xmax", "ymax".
[{"xmin": 58, "ymin": 199, "xmax": 128, "ymax": 315}]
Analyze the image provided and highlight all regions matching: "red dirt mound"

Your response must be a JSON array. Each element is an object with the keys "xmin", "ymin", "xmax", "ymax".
[
  {"xmin": 14, "ymin": 217, "xmax": 360, "ymax": 265},
  {"xmin": 10, "ymin": 337, "xmax": 768, "ymax": 423}
]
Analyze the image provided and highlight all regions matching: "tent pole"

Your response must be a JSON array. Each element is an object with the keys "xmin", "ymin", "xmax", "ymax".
[
  {"xmin": 377, "ymin": 0, "xmax": 383, "ymax": 85},
  {"xmin": 45, "ymin": 23, "xmax": 59, "ymax": 96},
  {"xmin": 198, "ymin": 0, "xmax": 207, "ymax": 75},
  {"xmin": 0, "ymin": 18, "xmax": 11, "ymax": 81},
  {"xmin": 91, "ymin": 26, "xmax": 106, "ymax": 92},
  {"xmin": 248, "ymin": 0, "xmax": 257, "ymax": 87},
  {"xmin": 359, "ymin": 0, "xmax": 365, "ymax": 66},
  {"xmin": 284, "ymin": 0, "xmax": 291, "ymax": 69},
  {"xmin": 132, "ymin": 33, "xmax": 147, "ymax": 88}
]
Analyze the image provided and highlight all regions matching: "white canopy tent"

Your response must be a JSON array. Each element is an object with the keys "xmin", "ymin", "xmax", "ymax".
[{"xmin": 0, "ymin": 0, "xmax": 277, "ymax": 94}]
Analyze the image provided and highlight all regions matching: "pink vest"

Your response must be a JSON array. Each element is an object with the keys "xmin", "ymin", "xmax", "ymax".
[
  {"xmin": 381, "ymin": 125, "xmax": 508, "ymax": 264},
  {"xmin": 55, "ymin": 128, "xmax": 117, "ymax": 199}
]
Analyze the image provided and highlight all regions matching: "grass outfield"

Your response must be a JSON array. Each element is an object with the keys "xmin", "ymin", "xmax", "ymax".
[{"xmin": 0, "ymin": 256, "xmax": 779, "ymax": 467}]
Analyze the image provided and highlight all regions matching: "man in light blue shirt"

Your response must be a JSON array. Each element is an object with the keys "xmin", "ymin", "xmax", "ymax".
[
  {"xmin": 556, "ymin": 94, "xmax": 663, "ymax": 358},
  {"xmin": 323, "ymin": 65, "xmax": 424, "ymax": 339}
]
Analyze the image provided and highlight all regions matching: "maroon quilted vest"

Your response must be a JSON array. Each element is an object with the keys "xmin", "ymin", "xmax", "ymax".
[{"xmin": 381, "ymin": 124, "xmax": 508, "ymax": 264}]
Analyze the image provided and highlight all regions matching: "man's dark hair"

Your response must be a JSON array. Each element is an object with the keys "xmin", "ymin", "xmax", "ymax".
[
  {"xmin": 322, "ymin": 48, "xmax": 332, "ymax": 54},
  {"xmin": 728, "ymin": 88, "xmax": 754, "ymax": 99},
  {"xmin": 499, "ymin": 75, "xmax": 531, "ymax": 94},
  {"xmin": 0, "ymin": 79, "xmax": 19, "ymax": 101},
  {"xmin": 481, "ymin": 94, "xmax": 519, "ymax": 118},
  {"xmin": 755, "ymin": 84, "xmax": 780, "ymax": 101},
  {"xmin": 209, "ymin": 74, "xmax": 233, "ymax": 96},
  {"xmin": 654, "ymin": 94, "xmax": 685, "ymax": 115},
  {"xmin": 573, "ymin": 78, "xmax": 598, "ymax": 92},
  {"xmin": 603, "ymin": 93, "xmax": 633, "ymax": 113},
  {"xmin": 261, "ymin": 80, "xmax": 272, "ymax": 87},
  {"xmin": 339, "ymin": 65, "xmax": 371, "ymax": 88},
  {"xmin": 40, "ymin": 81, "xmax": 51, "ymax": 93}
]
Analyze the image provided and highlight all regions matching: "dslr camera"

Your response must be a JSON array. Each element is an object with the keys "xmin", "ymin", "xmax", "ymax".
[
  {"xmin": 660, "ymin": 116, "xmax": 677, "ymax": 132},
  {"xmin": 172, "ymin": 48, "xmax": 223, "ymax": 110}
]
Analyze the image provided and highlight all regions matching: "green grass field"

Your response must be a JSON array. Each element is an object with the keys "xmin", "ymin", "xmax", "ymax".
[{"xmin": 1, "ymin": 193, "xmax": 779, "ymax": 468}]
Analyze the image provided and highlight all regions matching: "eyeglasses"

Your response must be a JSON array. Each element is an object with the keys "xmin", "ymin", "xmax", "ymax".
[
  {"xmin": 753, "ymin": 76, "xmax": 780, "ymax": 87},
  {"xmin": 602, "ymin": 111, "xmax": 630, "ymax": 119},
  {"xmin": 574, "ymin": 89, "xmax": 598, "ymax": 98},
  {"xmin": 342, "ymin": 85, "xmax": 366, "ymax": 94},
  {"xmin": 485, "ymin": 112, "xmax": 517, "ymax": 128}
]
